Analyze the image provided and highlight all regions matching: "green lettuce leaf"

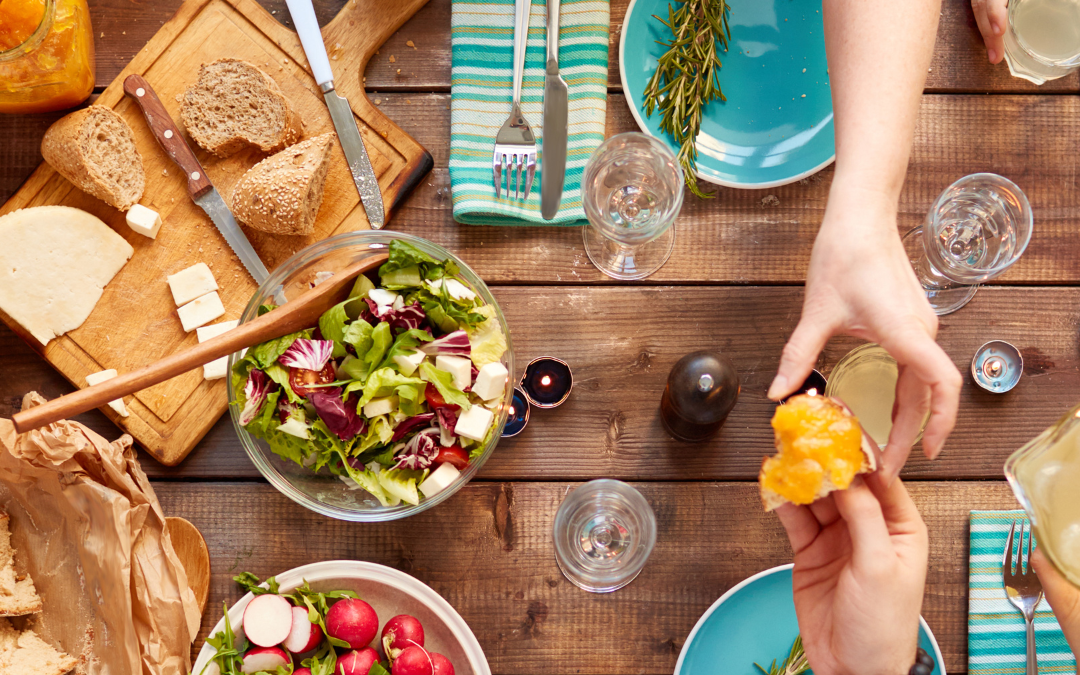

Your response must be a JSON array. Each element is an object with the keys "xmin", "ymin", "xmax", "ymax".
[
  {"xmin": 380, "ymin": 328, "xmax": 434, "ymax": 371},
  {"xmin": 364, "ymin": 322, "xmax": 392, "ymax": 373},
  {"xmin": 349, "ymin": 273, "xmax": 376, "ymax": 300},
  {"xmin": 419, "ymin": 362, "xmax": 472, "ymax": 410},
  {"xmin": 342, "ymin": 319, "xmax": 374, "ymax": 358},
  {"xmin": 380, "ymin": 265, "xmax": 424, "ymax": 290},
  {"xmin": 318, "ymin": 299, "xmax": 353, "ymax": 358},
  {"xmin": 265, "ymin": 363, "xmax": 303, "ymax": 405},
  {"xmin": 244, "ymin": 390, "xmax": 313, "ymax": 466},
  {"xmin": 250, "ymin": 328, "xmax": 313, "ymax": 369},
  {"xmin": 349, "ymin": 367, "xmax": 426, "ymax": 408},
  {"xmin": 355, "ymin": 415, "xmax": 394, "ymax": 455},
  {"xmin": 396, "ymin": 383, "xmax": 426, "ymax": 417}
]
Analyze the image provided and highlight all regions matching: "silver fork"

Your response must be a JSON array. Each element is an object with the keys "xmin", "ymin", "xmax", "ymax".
[
  {"xmin": 492, "ymin": 0, "xmax": 537, "ymax": 201},
  {"xmin": 1003, "ymin": 519, "xmax": 1044, "ymax": 675}
]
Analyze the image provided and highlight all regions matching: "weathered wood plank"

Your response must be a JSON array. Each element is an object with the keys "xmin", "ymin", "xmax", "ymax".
[
  {"xmin": 154, "ymin": 480, "xmax": 1023, "ymax": 675},
  {"xmin": 5, "ymin": 93, "xmax": 1080, "ymax": 285},
  {"xmin": 4, "ymin": 286, "xmax": 1074, "ymax": 480}
]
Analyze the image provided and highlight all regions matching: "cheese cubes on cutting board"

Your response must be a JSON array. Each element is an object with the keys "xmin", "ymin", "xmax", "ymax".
[
  {"xmin": 196, "ymin": 320, "xmax": 238, "ymax": 380},
  {"xmin": 85, "ymin": 369, "xmax": 128, "ymax": 417},
  {"xmin": 168, "ymin": 263, "xmax": 225, "ymax": 331},
  {"xmin": 125, "ymin": 204, "xmax": 162, "ymax": 239}
]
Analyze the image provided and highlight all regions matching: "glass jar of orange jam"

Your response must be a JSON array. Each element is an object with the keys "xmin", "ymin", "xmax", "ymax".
[{"xmin": 0, "ymin": 0, "xmax": 94, "ymax": 114}]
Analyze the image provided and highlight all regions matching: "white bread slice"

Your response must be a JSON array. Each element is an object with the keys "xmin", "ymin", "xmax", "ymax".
[
  {"xmin": 0, "ymin": 618, "xmax": 77, "ymax": 675},
  {"xmin": 759, "ymin": 396, "xmax": 877, "ymax": 512},
  {"xmin": 230, "ymin": 132, "xmax": 335, "ymax": 236},
  {"xmin": 41, "ymin": 106, "xmax": 145, "ymax": 211},
  {"xmin": 182, "ymin": 58, "xmax": 303, "ymax": 158},
  {"xmin": 0, "ymin": 512, "xmax": 42, "ymax": 617}
]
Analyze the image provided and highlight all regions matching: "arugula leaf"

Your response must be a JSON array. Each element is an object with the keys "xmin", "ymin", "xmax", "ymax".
[
  {"xmin": 201, "ymin": 602, "xmax": 247, "ymax": 675},
  {"xmin": 233, "ymin": 572, "xmax": 280, "ymax": 596},
  {"xmin": 302, "ymin": 642, "xmax": 338, "ymax": 675},
  {"xmin": 265, "ymin": 363, "xmax": 303, "ymax": 404},
  {"xmin": 419, "ymin": 362, "xmax": 472, "ymax": 410},
  {"xmin": 368, "ymin": 662, "xmax": 392, "ymax": 675},
  {"xmin": 289, "ymin": 580, "xmax": 359, "ymax": 650}
]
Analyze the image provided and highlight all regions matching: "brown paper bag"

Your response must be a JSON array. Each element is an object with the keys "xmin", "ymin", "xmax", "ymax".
[{"xmin": 0, "ymin": 392, "xmax": 201, "ymax": 675}]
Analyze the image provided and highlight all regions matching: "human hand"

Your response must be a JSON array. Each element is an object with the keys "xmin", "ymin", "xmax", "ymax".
[
  {"xmin": 768, "ymin": 187, "xmax": 963, "ymax": 481},
  {"xmin": 776, "ymin": 473, "xmax": 929, "ymax": 675},
  {"xmin": 1032, "ymin": 547, "xmax": 1080, "ymax": 658},
  {"xmin": 972, "ymin": 0, "xmax": 1008, "ymax": 64}
]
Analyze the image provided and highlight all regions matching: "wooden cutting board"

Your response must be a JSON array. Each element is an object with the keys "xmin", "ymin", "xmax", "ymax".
[{"xmin": 0, "ymin": 0, "xmax": 433, "ymax": 465}]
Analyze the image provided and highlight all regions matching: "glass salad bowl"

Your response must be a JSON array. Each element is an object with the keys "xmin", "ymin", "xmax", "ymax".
[{"xmin": 227, "ymin": 232, "xmax": 514, "ymax": 522}]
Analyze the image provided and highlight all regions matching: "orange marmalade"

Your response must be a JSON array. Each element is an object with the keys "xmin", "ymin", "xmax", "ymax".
[
  {"xmin": 0, "ymin": 0, "xmax": 94, "ymax": 113},
  {"xmin": 761, "ymin": 395, "xmax": 866, "ymax": 505}
]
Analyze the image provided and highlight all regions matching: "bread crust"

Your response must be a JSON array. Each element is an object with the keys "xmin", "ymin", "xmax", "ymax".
[
  {"xmin": 40, "ymin": 107, "xmax": 145, "ymax": 211},
  {"xmin": 230, "ymin": 133, "xmax": 335, "ymax": 236},
  {"xmin": 181, "ymin": 58, "xmax": 303, "ymax": 157}
]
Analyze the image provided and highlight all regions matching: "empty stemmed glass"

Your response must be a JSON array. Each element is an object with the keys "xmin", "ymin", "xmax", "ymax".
[
  {"xmin": 582, "ymin": 132, "xmax": 685, "ymax": 280},
  {"xmin": 903, "ymin": 173, "xmax": 1033, "ymax": 315}
]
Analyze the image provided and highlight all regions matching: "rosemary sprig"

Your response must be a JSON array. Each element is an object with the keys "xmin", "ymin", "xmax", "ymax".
[
  {"xmin": 754, "ymin": 635, "xmax": 811, "ymax": 675},
  {"xmin": 642, "ymin": 0, "xmax": 730, "ymax": 199}
]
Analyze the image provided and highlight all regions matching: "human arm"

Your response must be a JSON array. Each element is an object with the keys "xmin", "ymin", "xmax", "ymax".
[
  {"xmin": 768, "ymin": 0, "xmax": 963, "ymax": 480},
  {"xmin": 775, "ymin": 474, "xmax": 929, "ymax": 675},
  {"xmin": 1032, "ymin": 547, "xmax": 1080, "ymax": 658}
]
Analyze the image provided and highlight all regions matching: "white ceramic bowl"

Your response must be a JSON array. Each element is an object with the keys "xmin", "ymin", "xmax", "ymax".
[{"xmin": 192, "ymin": 561, "xmax": 491, "ymax": 675}]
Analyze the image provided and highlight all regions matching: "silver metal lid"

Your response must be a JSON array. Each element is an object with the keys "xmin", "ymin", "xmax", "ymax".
[{"xmin": 971, "ymin": 340, "xmax": 1023, "ymax": 393}]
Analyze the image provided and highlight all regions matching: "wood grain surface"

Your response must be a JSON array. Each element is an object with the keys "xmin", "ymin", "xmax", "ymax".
[{"xmin": 154, "ymin": 480, "xmax": 1022, "ymax": 675}]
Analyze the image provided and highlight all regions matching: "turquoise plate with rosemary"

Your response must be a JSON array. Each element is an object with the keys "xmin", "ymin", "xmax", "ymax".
[
  {"xmin": 673, "ymin": 565, "xmax": 946, "ymax": 675},
  {"xmin": 620, "ymin": 0, "xmax": 836, "ymax": 188}
]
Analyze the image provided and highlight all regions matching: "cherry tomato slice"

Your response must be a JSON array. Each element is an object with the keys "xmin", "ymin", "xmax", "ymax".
[
  {"xmin": 434, "ymin": 446, "xmax": 469, "ymax": 470},
  {"xmin": 289, "ymin": 362, "xmax": 336, "ymax": 397},
  {"xmin": 424, "ymin": 383, "xmax": 460, "ymax": 412}
]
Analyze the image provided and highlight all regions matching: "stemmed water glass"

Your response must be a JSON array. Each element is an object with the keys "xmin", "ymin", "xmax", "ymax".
[
  {"xmin": 903, "ymin": 173, "xmax": 1033, "ymax": 315},
  {"xmin": 581, "ymin": 132, "xmax": 685, "ymax": 280}
]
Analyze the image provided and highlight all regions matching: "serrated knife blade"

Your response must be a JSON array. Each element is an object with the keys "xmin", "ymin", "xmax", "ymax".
[{"xmin": 194, "ymin": 189, "xmax": 270, "ymax": 284}]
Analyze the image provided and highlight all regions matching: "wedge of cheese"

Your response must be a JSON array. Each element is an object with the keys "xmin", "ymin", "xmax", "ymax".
[{"xmin": 0, "ymin": 206, "xmax": 133, "ymax": 345}]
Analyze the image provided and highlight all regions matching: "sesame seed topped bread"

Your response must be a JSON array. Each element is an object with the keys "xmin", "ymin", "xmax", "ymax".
[
  {"xmin": 0, "ymin": 618, "xmax": 78, "ymax": 675},
  {"xmin": 0, "ymin": 512, "xmax": 42, "ymax": 617},
  {"xmin": 230, "ymin": 132, "xmax": 336, "ymax": 236},
  {"xmin": 40, "ymin": 106, "xmax": 145, "ymax": 211},
  {"xmin": 182, "ymin": 59, "xmax": 303, "ymax": 158}
]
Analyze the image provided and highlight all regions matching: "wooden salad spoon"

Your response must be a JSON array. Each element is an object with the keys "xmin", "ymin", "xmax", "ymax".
[
  {"xmin": 11, "ymin": 252, "xmax": 389, "ymax": 434},
  {"xmin": 166, "ymin": 516, "xmax": 210, "ymax": 615}
]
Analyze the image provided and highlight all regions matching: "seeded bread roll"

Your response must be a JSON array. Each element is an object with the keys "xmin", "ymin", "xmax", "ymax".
[
  {"xmin": 0, "ymin": 512, "xmax": 41, "ymax": 618},
  {"xmin": 182, "ymin": 59, "xmax": 303, "ymax": 158},
  {"xmin": 231, "ymin": 133, "xmax": 335, "ymax": 236},
  {"xmin": 40, "ymin": 107, "xmax": 145, "ymax": 211},
  {"xmin": 0, "ymin": 618, "xmax": 78, "ymax": 675}
]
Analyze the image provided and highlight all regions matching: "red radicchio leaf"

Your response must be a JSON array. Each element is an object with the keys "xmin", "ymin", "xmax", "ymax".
[
  {"xmin": 359, "ymin": 298, "xmax": 378, "ymax": 324},
  {"xmin": 419, "ymin": 330, "xmax": 471, "ymax": 357},
  {"xmin": 278, "ymin": 398, "xmax": 302, "ymax": 423},
  {"xmin": 308, "ymin": 388, "xmax": 366, "ymax": 440},
  {"xmin": 392, "ymin": 413, "xmax": 437, "ymax": 442},
  {"xmin": 435, "ymin": 407, "xmax": 459, "ymax": 433},
  {"xmin": 240, "ymin": 369, "xmax": 275, "ymax": 425},
  {"xmin": 279, "ymin": 339, "xmax": 335, "ymax": 371},
  {"xmin": 393, "ymin": 428, "xmax": 441, "ymax": 470},
  {"xmin": 389, "ymin": 302, "xmax": 426, "ymax": 334}
]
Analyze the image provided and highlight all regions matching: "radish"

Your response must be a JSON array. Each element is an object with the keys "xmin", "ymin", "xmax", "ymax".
[
  {"xmin": 392, "ymin": 645, "xmax": 434, "ymax": 675},
  {"xmin": 242, "ymin": 594, "xmax": 294, "ymax": 647},
  {"xmin": 283, "ymin": 606, "xmax": 323, "ymax": 653},
  {"xmin": 336, "ymin": 647, "xmax": 380, "ymax": 675},
  {"xmin": 381, "ymin": 614, "xmax": 425, "ymax": 660},
  {"xmin": 241, "ymin": 646, "xmax": 289, "ymax": 674},
  {"xmin": 430, "ymin": 653, "xmax": 454, "ymax": 675},
  {"xmin": 326, "ymin": 598, "xmax": 379, "ymax": 649},
  {"xmin": 294, "ymin": 669, "xmax": 312, "ymax": 675}
]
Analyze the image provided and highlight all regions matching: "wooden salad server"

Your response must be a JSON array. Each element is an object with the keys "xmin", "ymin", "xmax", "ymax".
[
  {"xmin": 11, "ymin": 252, "xmax": 389, "ymax": 434},
  {"xmin": 166, "ymin": 516, "xmax": 210, "ymax": 614}
]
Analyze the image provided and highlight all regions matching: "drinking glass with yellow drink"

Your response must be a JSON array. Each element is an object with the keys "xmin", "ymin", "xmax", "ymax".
[
  {"xmin": 1006, "ymin": 404, "xmax": 1080, "ymax": 588},
  {"xmin": 0, "ymin": 0, "xmax": 94, "ymax": 113},
  {"xmin": 1003, "ymin": 0, "xmax": 1080, "ymax": 84}
]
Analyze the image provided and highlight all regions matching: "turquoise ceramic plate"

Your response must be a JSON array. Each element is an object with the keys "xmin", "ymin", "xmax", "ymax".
[
  {"xmin": 620, "ymin": 0, "xmax": 835, "ymax": 188},
  {"xmin": 674, "ymin": 565, "xmax": 946, "ymax": 675}
]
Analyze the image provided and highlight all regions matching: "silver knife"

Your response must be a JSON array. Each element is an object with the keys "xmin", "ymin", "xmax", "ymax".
[
  {"xmin": 286, "ymin": 0, "xmax": 386, "ymax": 229},
  {"xmin": 123, "ymin": 75, "xmax": 271, "ymax": 284},
  {"xmin": 541, "ymin": 0, "xmax": 568, "ymax": 221}
]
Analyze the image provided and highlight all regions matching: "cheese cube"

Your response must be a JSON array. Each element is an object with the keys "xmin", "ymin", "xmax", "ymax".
[
  {"xmin": 436, "ymin": 355, "xmax": 472, "ymax": 391},
  {"xmin": 367, "ymin": 288, "xmax": 398, "ymax": 315},
  {"xmin": 84, "ymin": 369, "xmax": 128, "ymax": 417},
  {"xmin": 125, "ymin": 204, "xmax": 162, "ymax": 239},
  {"xmin": 454, "ymin": 405, "xmax": 493, "ymax": 441},
  {"xmin": 177, "ymin": 291, "xmax": 225, "ymax": 332},
  {"xmin": 426, "ymin": 278, "xmax": 476, "ymax": 301},
  {"xmin": 364, "ymin": 396, "xmax": 399, "ymax": 418},
  {"xmin": 167, "ymin": 263, "xmax": 218, "ymax": 306},
  {"xmin": 472, "ymin": 362, "xmax": 508, "ymax": 401},
  {"xmin": 419, "ymin": 462, "xmax": 461, "ymax": 499},
  {"xmin": 203, "ymin": 359, "xmax": 228, "ymax": 381},
  {"xmin": 196, "ymin": 319, "xmax": 239, "ymax": 342},
  {"xmin": 392, "ymin": 350, "xmax": 426, "ymax": 376}
]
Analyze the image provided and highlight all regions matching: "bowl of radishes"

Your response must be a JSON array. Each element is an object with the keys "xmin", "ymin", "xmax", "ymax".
[{"xmin": 192, "ymin": 561, "xmax": 489, "ymax": 675}]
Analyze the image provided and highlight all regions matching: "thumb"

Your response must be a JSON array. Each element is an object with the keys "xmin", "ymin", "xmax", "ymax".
[{"xmin": 769, "ymin": 314, "xmax": 834, "ymax": 400}]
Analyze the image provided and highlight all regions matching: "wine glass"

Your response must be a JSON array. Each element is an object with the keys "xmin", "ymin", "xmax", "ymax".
[
  {"xmin": 581, "ymin": 132, "xmax": 685, "ymax": 280},
  {"xmin": 553, "ymin": 479, "xmax": 656, "ymax": 593},
  {"xmin": 903, "ymin": 173, "xmax": 1033, "ymax": 315}
]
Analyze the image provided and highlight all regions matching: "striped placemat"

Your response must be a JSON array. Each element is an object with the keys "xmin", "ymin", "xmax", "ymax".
[
  {"xmin": 969, "ymin": 510, "xmax": 1077, "ymax": 674},
  {"xmin": 449, "ymin": 0, "xmax": 609, "ymax": 226}
]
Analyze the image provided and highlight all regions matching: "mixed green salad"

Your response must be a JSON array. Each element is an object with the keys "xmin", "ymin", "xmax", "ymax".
[{"xmin": 233, "ymin": 241, "xmax": 509, "ymax": 507}]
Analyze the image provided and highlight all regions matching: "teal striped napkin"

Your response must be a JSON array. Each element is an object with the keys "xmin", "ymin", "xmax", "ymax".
[
  {"xmin": 449, "ymin": 0, "xmax": 609, "ymax": 226},
  {"xmin": 969, "ymin": 510, "xmax": 1078, "ymax": 674}
]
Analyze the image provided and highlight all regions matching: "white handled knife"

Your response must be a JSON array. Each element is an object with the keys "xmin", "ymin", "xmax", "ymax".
[
  {"xmin": 541, "ymin": 0, "xmax": 568, "ymax": 220},
  {"xmin": 286, "ymin": 0, "xmax": 386, "ymax": 229}
]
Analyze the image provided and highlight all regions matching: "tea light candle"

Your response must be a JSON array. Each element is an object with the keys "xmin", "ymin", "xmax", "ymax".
[
  {"xmin": 501, "ymin": 387, "xmax": 531, "ymax": 437},
  {"xmin": 522, "ymin": 357, "xmax": 573, "ymax": 408},
  {"xmin": 780, "ymin": 369, "xmax": 828, "ymax": 403}
]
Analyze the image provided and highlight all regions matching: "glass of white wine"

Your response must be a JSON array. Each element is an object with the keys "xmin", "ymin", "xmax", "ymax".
[{"xmin": 1004, "ymin": 0, "xmax": 1080, "ymax": 84}]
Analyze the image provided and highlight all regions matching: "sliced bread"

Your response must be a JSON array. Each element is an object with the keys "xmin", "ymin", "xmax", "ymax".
[
  {"xmin": 182, "ymin": 58, "xmax": 303, "ymax": 158},
  {"xmin": 0, "ymin": 512, "xmax": 41, "ymax": 617},
  {"xmin": 41, "ymin": 106, "xmax": 145, "ymax": 211},
  {"xmin": 0, "ymin": 618, "xmax": 78, "ymax": 675},
  {"xmin": 230, "ymin": 132, "xmax": 335, "ymax": 236}
]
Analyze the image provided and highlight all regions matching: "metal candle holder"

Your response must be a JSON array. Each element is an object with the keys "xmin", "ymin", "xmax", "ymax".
[
  {"xmin": 971, "ymin": 340, "xmax": 1023, "ymax": 393},
  {"xmin": 501, "ymin": 357, "xmax": 573, "ymax": 437}
]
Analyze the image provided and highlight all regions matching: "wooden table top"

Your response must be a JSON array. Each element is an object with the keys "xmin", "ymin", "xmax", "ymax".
[{"xmin": 2, "ymin": 0, "xmax": 1076, "ymax": 673}]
